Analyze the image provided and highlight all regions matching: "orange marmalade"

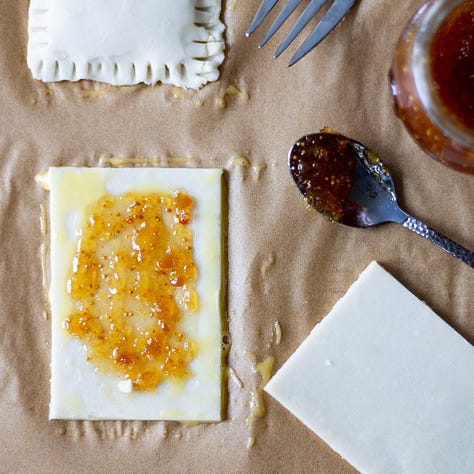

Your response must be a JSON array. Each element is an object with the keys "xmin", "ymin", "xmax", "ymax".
[
  {"xmin": 64, "ymin": 191, "xmax": 198, "ymax": 391},
  {"xmin": 390, "ymin": 0, "xmax": 474, "ymax": 172}
]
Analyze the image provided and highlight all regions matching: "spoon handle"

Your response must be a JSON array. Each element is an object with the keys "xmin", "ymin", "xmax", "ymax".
[{"xmin": 402, "ymin": 216, "xmax": 474, "ymax": 269}]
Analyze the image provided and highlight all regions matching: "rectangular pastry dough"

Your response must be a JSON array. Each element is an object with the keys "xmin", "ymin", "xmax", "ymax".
[
  {"xmin": 265, "ymin": 261, "xmax": 474, "ymax": 474},
  {"xmin": 27, "ymin": 0, "xmax": 225, "ymax": 88},
  {"xmin": 42, "ymin": 167, "xmax": 224, "ymax": 420}
]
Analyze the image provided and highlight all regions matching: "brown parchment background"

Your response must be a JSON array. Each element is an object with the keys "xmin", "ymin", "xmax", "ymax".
[{"xmin": 1, "ymin": 0, "xmax": 473, "ymax": 472}]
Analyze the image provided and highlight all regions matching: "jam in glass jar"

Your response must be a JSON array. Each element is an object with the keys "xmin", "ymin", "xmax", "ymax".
[{"xmin": 390, "ymin": 0, "xmax": 474, "ymax": 173}]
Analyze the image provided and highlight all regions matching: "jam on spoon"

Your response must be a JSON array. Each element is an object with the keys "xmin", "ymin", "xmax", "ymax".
[{"xmin": 289, "ymin": 131, "xmax": 474, "ymax": 269}]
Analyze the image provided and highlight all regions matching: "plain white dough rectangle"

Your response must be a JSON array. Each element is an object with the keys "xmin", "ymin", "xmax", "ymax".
[
  {"xmin": 44, "ymin": 167, "xmax": 223, "ymax": 421},
  {"xmin": 28, "ymin": 0, "xmax": 225, "ymax": 88},
  {"xmin": 265, "ymin": 261, "xmax": 474, "ymax": 474}
]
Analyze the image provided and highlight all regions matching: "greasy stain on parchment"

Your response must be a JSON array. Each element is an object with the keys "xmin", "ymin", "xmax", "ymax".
[{"xmin": 245, "ymin": 317, "xmax": 282, "ymax": 449}]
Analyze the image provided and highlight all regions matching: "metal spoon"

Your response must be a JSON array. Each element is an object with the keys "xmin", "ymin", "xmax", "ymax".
[{"xmin": 289, "ymin": 131, "xmax": 474, "ymax": 269}]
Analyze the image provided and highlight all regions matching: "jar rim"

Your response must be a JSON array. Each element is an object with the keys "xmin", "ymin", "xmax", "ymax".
[{"xmin": 412, "ymin": 0, "xmax": 474, "ymax": 149}]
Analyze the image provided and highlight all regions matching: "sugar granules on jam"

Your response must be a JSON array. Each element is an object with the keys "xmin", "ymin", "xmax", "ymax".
[
  {"xmin": 65, "ymin": 191, "xmax": 198, "ymax": 391},
  {"xmin": 289, "ymin": 133, "xmax": 356, "ymax": 222}
]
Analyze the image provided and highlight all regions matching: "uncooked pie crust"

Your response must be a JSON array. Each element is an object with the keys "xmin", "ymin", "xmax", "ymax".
[{"xmin": 27, "ymin": 0, "xmax": 225, "ymax": 89}]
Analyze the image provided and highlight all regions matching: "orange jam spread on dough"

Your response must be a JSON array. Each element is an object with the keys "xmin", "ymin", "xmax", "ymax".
[{"xmin": 64, "ymin": 191, "xmax": 198, "ymax": 391}]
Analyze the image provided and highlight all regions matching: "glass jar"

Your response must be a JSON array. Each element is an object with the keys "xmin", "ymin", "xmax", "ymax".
[{"xmin": 390, "ymin": 0, "xmax": 474, "ymax": 173}]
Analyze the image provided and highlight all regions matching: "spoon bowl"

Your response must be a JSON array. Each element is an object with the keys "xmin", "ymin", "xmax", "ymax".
[{"xmin": 289, "ymin": 131, "xmax": 474, "ymax": 268}]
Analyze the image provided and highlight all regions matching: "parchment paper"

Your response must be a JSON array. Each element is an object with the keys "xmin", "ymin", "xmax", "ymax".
[{"xmin": 1, "ymin": 1, "xmax": 473, "ymax": 473}]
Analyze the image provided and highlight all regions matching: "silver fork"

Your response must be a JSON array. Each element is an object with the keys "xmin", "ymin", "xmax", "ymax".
[{"xmin": 246, "ymin": 0, "xmax": 359, "ymax": 66}]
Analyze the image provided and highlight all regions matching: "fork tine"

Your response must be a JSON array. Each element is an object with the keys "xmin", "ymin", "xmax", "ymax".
[
  {"xmin": 258, "ymin": 0, "xmax": 303, "ymax": 48},
  {"xmin": 273, "ymin": 0, "xmax": 327, "ymax": 58},
  {"xmin": 288, "ymin": 0, "xmax": 358, "ymax": 66},
  {"xmin": 246, "ymin": 0, "xmax": 279, "ymax": 37}
]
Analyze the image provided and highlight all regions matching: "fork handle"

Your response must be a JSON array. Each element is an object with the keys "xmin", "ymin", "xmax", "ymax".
[{"xmin": 402, "ymin": 216, "xmax": 474, "ymax": 269}]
